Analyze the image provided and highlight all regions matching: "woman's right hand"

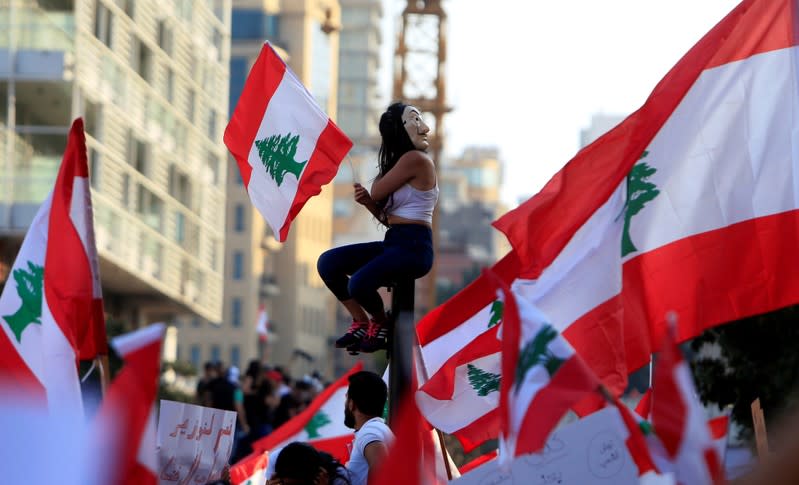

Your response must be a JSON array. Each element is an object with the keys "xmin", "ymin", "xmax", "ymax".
[{"xmin": 353, "ymin": 183, "xmax": 372, "ymax": 206}]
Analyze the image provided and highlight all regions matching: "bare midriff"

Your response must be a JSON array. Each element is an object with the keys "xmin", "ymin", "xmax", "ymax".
[{"xmin": 387, "ymin": 215, "xmax": 432, "ymax": 228}]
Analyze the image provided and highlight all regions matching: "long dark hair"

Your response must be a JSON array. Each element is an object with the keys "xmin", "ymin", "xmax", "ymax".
[{"xmin": 375, "ymin": 101, "xmax": 416, "ymax": 221}]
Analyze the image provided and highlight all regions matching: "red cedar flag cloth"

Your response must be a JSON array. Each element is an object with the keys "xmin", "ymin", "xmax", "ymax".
[
  {"xmin": 251, "ymin": 362, "xmax": 362, "ymax": 454},
  {"xmin": 652, "ymin": 328, "xmax": 723, "ymax": 485},
  {"xmin": 230, "ymin": 451, "xmax": 268, "ymax": 485},
  {"xmin": 95, "ymin": 324, "xmax": 164, "ymax": 485},
  {"xmin": 46, "ymin": 118, "xmax": 107, "ymax": 360},
  {"xmin": 224, "ymin": 42, "xmax": 353, "ymax": 241},
  {"xmin": 0, "ymin": 118, "xmax": 105, "ymax": 411},
  {"xmin": 489, "ymin": 270, "xmax": 600, "ymax": 463},
  {"xmin": 493, "ymin": 0, "xmax": 799, "ymax": 381}
]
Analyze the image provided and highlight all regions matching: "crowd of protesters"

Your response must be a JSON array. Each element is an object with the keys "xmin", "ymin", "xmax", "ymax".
[{"xmin": 195, "ymin": 359, "xmax": 328, "ymax": 463}]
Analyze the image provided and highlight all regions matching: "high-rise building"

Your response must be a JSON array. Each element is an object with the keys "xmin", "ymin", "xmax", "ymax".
[
  {"xmin": 0, "ymin": 0, "xmax": 231, "ymax": 330},
  {"xmin": 436, "ymin": 146, "xmax": 508, "ymax": 303},
  {"xmin": 177, "ymin": 0, "xmax": 344, "ymax": 379}
]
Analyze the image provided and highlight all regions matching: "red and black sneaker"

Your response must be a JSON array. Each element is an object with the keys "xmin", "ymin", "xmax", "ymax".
[
  {"xmin": 359, "ymin": 320, "xmax": 389, "ymax": 353},
  {"xmin": 335, "ymin": 320, "xmax": 368, "ymax": 349}
]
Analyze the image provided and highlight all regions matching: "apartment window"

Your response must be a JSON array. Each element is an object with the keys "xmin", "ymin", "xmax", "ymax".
[
  {"xmin": 126, "ymin": 133, "xmax": 150, "ymax": 176},
  {"xmin": 175, "ymin": 212, "xmax": 185, "ymax": 243},
  {"xmin": 89, "ymin": 150, "xmax": 102, "ymax": 190},
  {"xmin": 234, "ymin": 204, "xmax": 245, "ymax": 232},
  {"xmin": 121, "ymin": 173, "xmax": 131, "ymax": 208},
  {"xmin": 212, "ymin": 28, "xmax": 223, "ymax": 62},
  {"xmin": 132, "ymin": 38, "xmax": 153, "ymax": 82},
  {"xmin": 165, "ymin": 68, "xmax": 175, "ymax": 102},
  {"xmin": 168, "ymin": 165, "xmax": 192, "ymax": 208},
  {"xmin": 232, "ymin": 251, "xmax": 244, "ymax": 280},
  {"xmin": 207, "ymin": 109, "xmax": 217, "ymax": 140},
  {"xmin": 115, "ymin": 0, "xmax": 134, "ymax": 17},
  {"xmin": 230, "ymin": 345, "xmax": 240, "ymax": 369},
  {"xmin": 206, "ymin": 152, "xmax": 220, "ymax": 186},
  {"xmin": 157, "ymin": 20, "xmax": 174, "ymax": 56},
  {"xmin": 232, "ymin": 298, "xmax": 242, "ymax": 327},
  {"xmin": 94, "ymin": 0, "xmax": 113, "ymax": 47},
  {"xmin": 210, "ymin": 345, "xmax": 221, "ymax": 363},
  {"xmin": 187, "ymin": 89, "xmax": 196, "ymax": 122},
  {"xmin": 136, "ymin": 185, "xmax": 163, "ymax": 231},
  {"xmin": 192, "ymin": 317, "xmax": 201, "ymax": 327},
  {"xmin": 190, "ymin": 345, "xmax": 200, "ymax": 367}
]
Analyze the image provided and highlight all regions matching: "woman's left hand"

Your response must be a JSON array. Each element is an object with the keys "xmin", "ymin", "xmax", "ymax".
[{"xmin": 353, "ymin": 183, "xmax": 373, "ymax": 206}]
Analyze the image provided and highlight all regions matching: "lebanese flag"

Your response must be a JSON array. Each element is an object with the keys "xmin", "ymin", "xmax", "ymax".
[
  {"xmin": 255, "ymin": 304, "xmax": 269, "ymax": 343},
  {"xmin": 494, "ymin": 0, "xmax": 799, "ymax": 380},
  {"xmin": 415, "ymin": 252, "xmax": 517, "ymax": 451},
  {"xmin": 458, "ymin": 449, "xmax": 497, "ymax": 475},
  {"xmin": 0, "ymin": 118, "xmax": 106, "ymax": 412},
  {"xmin": 652, "ymin": 328, "xmax": 723, "ymax": 485},
  {"xmin": 224, "ymin": 42, "xmax": 353, "ymax": 241},
  {"xmin": 708, "ymin": 414, "xmax": 730, "ymax": 461},
  {"xmin": 492, "ymin": 270, "xmax": 600, "ymax": 464},
  {"xmin": 416, "ymin": 182, "xmax": 626, "ymax": 449},
  {"xmin": 95, "ymin": 323, "xmax": 164, "ymax": 485},
  {"xmin": 230, "ymin": 451, "xmax": 268, "ymax": 485},
  {"xmin": 251, "ymin": 363, "xmax": 362, "ymax": 458}
]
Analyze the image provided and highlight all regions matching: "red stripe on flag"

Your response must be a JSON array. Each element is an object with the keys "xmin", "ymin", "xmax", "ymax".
[
  {"xmin": 224, "ymin": 43, "xmax": 286, "ymax": 188},
  {"xmin": 420, "ymin": 329, "xmax": 499, "ymax": 400},
  {"xmin": 562, "ymin": 294, "xmax": 626, "ymax": 396},
  {"xmin": 514, "ymin": 356, "xmax": 599, "ymax": 456},
  {"xmin": 651, "ymin": 332, "xmax": 687, "ymax": 459},
  {"xmin": 230, "ymin": 451, "xmax": 268, "ymax": 484},
  {"xmin": 459, "ymin": 449, "xmax": 497, "ymax": 475},
  {"xmin": 0, "ymin": 331, "xmax": 46, "ymax": 399},
  {"xmin": 451, "ymin": 408, "xmax": 499, "ymax": 453},
  {"xmin": 622, "ymin": 209, "xmax": 799, "ymax": 372},
  {"xmin": 126, "ymin": 463, "xmax": 157, "ymax": 485},
  {"xmin": 45, "ymin": 118, "xmax": 95, "ymax": 358},
  {"xmin": 493, "ymin": 0, "xmax": 798, "ymax": 275},
  {"xmin": 252, "ymin": 362, "xmax": 362, "ymax": 453},
  {"xmin": 308, "ymin": 434, "xmax": 353, "ymax": 464},
  {"xmin": 278, "ymin": 119, "xmax": 352, "ymax": 241},
  {"xmin": 708, "ymin": 415, "xmax": 729, "ymax": 440},
  {"xmin": 417, "ymin": 251, "xmax": 519, "ymax": 346}
]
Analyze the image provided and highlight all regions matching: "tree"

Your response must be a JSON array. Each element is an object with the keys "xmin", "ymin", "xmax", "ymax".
[
  {"xmin": 622, "ymin": 151, "xmax": 660, "ymax": 257},
  {"xmin": 691, "ymin": 305, "xmax": 799, "ymax": 441},
  {"xmin": 255, "ymin": 133, "xmax": 308, "ymax": 186}
]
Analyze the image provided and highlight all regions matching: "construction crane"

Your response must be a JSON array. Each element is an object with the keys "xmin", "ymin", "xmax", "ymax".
[{"xmin": 392, "ymin": 0, "xmax": 451, "ymax": 315}]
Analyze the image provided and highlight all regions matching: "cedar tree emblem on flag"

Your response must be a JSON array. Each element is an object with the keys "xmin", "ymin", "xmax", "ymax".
[{"xmin": 3, "ymin": 262, "xmax": 44, "ymax": 342}]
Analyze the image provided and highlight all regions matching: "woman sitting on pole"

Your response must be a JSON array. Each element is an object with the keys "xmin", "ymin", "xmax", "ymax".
[{"xmin": 317, "ymin": 101, "xmax": 438, "ymax": 353}]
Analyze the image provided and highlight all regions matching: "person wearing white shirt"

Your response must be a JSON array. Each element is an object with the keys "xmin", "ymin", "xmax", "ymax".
[{"xmin": 344, "ymin": 371, "xmax": 394, "ymax": 485}]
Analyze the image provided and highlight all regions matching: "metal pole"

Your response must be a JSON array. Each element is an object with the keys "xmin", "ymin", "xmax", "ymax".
[
  {"xmin": 4, "ymin": 0, "xmax": 18, "ymax": 229},
  {"xmin": 387, "ymin": 278, "xmax": 414, "ymax": 426}
]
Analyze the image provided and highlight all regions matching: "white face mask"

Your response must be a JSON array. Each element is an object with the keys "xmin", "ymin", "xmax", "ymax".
[{"xmin": 401, "ymin": 105, "xmax": 430, "ymax": 151}]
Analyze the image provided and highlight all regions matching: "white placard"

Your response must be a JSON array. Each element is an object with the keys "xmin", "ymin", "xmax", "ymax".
[
  {"xmin": 453, "ymin": 407, "xmax": 639, "ymax": 485},
  {"xmin": 157, "ymin": 400, "xmax": 237, "ymax": 484}
]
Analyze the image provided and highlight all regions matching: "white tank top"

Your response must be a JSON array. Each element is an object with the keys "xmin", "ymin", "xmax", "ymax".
[{"xmin": 387, "ymin": 183, "xmax": 439, "ymax": 224}]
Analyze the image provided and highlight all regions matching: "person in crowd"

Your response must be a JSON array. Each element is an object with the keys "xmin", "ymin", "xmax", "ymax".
[
  {"xmin": 196, "ymin": 361, "xmax": 217, "ymax": 406},
  {"xmin": 266, "ymin": 442, "xmax": 350, "ymax": 485},
  {"xmin": 343, "ymin": 371, "xmax": 394, "ymax": 485},
  {"xmin": 208, "ymin": 364, "xmax": 250, "ymax": 462},
  {"xmin": 317, "ymin": 101, "xmax": 438, "ymax": 353}
]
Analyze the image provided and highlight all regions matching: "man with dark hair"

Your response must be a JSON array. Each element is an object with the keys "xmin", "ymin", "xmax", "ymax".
[{"xmin": 344, "ymin": 371, "xmax": 393, "ymax": 485}]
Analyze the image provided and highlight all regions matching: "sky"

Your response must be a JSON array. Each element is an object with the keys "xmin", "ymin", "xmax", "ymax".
[{"xmin": 381, "ymin": 0, "xmax": 742, "ymax": 207}]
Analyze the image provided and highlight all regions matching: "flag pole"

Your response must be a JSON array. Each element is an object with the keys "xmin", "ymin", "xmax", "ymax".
[
  {"xmin": 413, "ymin": 340, "xmax": 454, "ymax": 481},
  {"xmin": 98, "ymin": 354, "xmax": 110, "ymax": 396}
]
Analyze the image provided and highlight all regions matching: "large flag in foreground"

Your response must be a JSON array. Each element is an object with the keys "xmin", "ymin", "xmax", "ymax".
[
  {"xmin": 95, "ymin": 323, "xmax": 164, "ymax": 485},
  {"xmin": 251, "ymin": 363, "xmax": 362, "ymax": 458},
  {"xmin": 224, "ymin": 43, "xmax": 353, "ymax": 241},
  {"xmin": 0, "ymin": 118, "xmax": 105, "ymax": 412},
  {"xmin": 494, "ymin": 0, "xmax": 799, "ymax": 380},
  {"xmin": 230, "ymin": 451, "xmax": 268, "ymax": 485}
]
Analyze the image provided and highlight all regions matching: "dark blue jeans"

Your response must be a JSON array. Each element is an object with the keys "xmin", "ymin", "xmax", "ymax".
[{"xmin": 317, "ymin": 224, "xmax": 434, "ymax": 317}]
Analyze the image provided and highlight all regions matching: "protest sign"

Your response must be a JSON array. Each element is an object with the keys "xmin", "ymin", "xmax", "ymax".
[{"xmin": 157, "ymin": 400, "xmax": 237, "ymax": 484}]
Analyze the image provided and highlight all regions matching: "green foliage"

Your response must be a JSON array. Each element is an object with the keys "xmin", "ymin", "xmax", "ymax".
[
  {"xmin": 691, "ymin": 305, "xmax": 799, "ymax": 442},
  {"xmin": 467, "ymin": 364, "xmax": 500, "ymax": 397},
  {"xmin": 255, "ymin": 133, "xmax": 308, "ymax": 186},
  {"xmin": 163, "ymin": 360, "xmax": 198, "ymax": 377},
  {"xmin": 622, "ymin": 151, "xmax": 660, "ymax": 257}
]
